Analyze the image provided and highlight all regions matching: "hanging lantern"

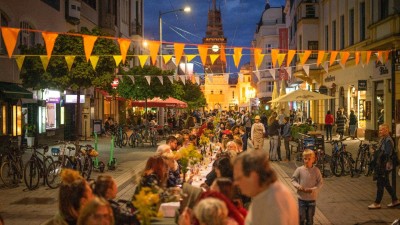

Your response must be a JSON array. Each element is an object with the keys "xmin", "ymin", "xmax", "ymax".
[{"xmin": 111, "ymin": 77, "xmax": 119, "ymax": 89}]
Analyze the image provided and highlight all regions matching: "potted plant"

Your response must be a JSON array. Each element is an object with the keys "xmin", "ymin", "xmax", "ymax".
[{"xmin": 25, "ymin": 124, "xmax": 36, "ymax": 147}]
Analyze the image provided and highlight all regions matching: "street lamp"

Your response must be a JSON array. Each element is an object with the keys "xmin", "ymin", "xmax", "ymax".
[{"xmin": 159, "ymin": 6, "xmax": 191, "ymax": 68}]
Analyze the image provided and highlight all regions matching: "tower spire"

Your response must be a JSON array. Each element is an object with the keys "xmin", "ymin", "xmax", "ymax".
[{"xmin": 212, "ymin": 0, "xmax": 217, "ymax": 11}]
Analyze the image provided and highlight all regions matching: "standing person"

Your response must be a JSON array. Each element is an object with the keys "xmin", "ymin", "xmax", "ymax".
[
  {"xmin": 349, "ymin": 110, "xmax": 358, "ymax": 139},
  {"xmin": 239, "ymin": 126, "xmax": 248, "ymax": 152},
  {"xmin": 268, "ymin": 112, "xmax": 280, "ymax": 161},
  {"xmin": 244, "ymin": 113, "xmax": 252, "ymax": 139},
  {"xmin": 281, "ymin": 117, "xmax": 292, "ymax": 161},
  {"xmin": 368, "ymin": 124, "xmax": 400, "ymax": 209},
  {"xmin": 250, "ymin": 115, "xmax": 265, "ymax": 151},
  {"xmin": 233, "ymin": 151, "xmax": 298, "ymax": 225},
  {"xmin": 325, "ymin": 111, "xmax": 334, "ymax": 141},
  {"xmin": 335, "ymin": 111, "xmax": 347, "ymax": 139},
  {"xmin": 291, "ymin": 149, "xmax": 323, "ymax": 225}
]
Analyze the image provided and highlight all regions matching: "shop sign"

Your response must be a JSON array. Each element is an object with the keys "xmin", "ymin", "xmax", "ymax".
[
  {"xmin": 375, "ymin": 61, "xmax": 389, "ymax": 75},
  {"xmin": 319, "ymin": 85, "xmax": 328, "ymax": 94},
  {"xmin": 65, "ymin": 95, "xmax": 85, "ymax": 103},
  {"xmin": 47, "ymin": 97, "xmax": 60, "ymax": 103},
  {"xmin": 324, "ymin": 74, "xmax": 335, "ymax": 83},
  {"xmin": 358, "ymin": 80, "xmax": 367, "ymax": 91}
]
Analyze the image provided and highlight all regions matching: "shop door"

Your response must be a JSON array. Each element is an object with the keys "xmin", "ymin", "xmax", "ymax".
[{"xmin": 375, "ymin": 81, "xmax": 384, "ymax": 129}]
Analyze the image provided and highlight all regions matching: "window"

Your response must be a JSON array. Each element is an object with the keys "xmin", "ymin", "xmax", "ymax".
[
  {"xmin": 0, "ymin": 13, "xmax": 9, "ymax": 55},
  {"xmin": 266, "ymin": 44, "xmax": 272, "ymax": 53},
  {"xmin": 379, "ymin": 0, "xmax": 389, "ymax": 20},
  {"xmin": 349, "ymin": 9, "xmax": 354, "ymax": 45},
  {"xmin": 340, "ymin": 15, "xmax": 345, "ymax": 49},
  {"xmin": 267, "ymin": 81, "xmax": 274, "ymax": 92},
  {"xmin": 308, "ymin": 41, "xmax": 318, "ymax": 59},
  {"xmin": 325, "ymin": 25, "xmax": 329, "ymax": 50},
  {"xmin": 82, "ymin": 0, "xmax": 96, "ymax": 9},
  {"xmin": 332, "ymin": 20, "xmax": 336, "ymax": 50},
  {"xmin": 20, "ymin": 21, "xmax": 36, "ymax": 48},
  {"xmin": 360, "ymin": 2, "xmax": 365, "ymax": 41},
  {"xmin": 266, "ymin": 62, "xmax": 272, "ymax": 69},
  {"xmin": 41, "ymin": 0, "xmax": 60, "ymax": 11},
  {"xmin": 220, "ymin": 90, "xmax": 222, "ymax": 94},
  {"xmin": 305, "ymin": 5, "xmax": 315, "ymax": 18}
]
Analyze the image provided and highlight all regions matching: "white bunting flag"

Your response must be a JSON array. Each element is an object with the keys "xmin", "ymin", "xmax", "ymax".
[
  {"xmin": 128, "ymin": 75, "xmax": 135, "ymax": 84},
  {"xmin": 268, "ymin": 69, "xmax": 276, "ymax": 80},
  {"xmin": 223, "ymin": 73, "xmax": 230, "ymax": 83},
  {"xmin": 238, "ymin": 73, "xmax": 243, "ymax": 82},
  {"xmin": 303, "ymin": 65, "xmax": 310, "ymax": 76},
  {"xmin": 157, "ymin": 76, "xmax": 163, "ymax": 85},
  {"xmin": 168, "ymin": 76, "xmax": 174, "ymax": 84},
  {"xmin": 181, "ymin": 75, "xmax": 186, "ymax": 85},
  {"xmin": 145, "ymin": 76, "xmax": 151, "ymax": 85},
  {"xmin": 323, "ymin": 61, "xmax": 329, "ymax": 73},
  {"xmin": 285, "ymin": 67, "xmax": 292, "ymax": 79},
  {"xmin": 254, "ymin": 71, "xmax": 261, "ymax": 81}
]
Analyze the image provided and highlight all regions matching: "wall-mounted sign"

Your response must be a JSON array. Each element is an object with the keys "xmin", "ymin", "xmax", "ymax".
[
  {"xmin": 47, "ymin": 97, "xmax": 60, "ymax": 103},
  {"xmin": 358, "ymin": 80, "xmax": 367, "ymax": 91},
  {"xmin": 324, "ymin": 74, "xmax": 335, "ymax": 83},
  {"xmin": 365, "ymin": 101, "xmax": 371, "ymax": 120},
  {"xmin": 319, "ymin": 85, "xmax": 328, "ymax": 95},
  {"xmin": 65, "ymin": 95, "xmax": 85, "ymax": 103}
]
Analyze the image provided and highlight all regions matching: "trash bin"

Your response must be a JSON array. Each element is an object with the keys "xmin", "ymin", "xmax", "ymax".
[{"xmin": 93, "ymin": 120, "xmax": 102, "ymax": 135}]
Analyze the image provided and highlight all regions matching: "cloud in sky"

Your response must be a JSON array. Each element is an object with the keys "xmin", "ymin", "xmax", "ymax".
[{"xmin": 144, "ymin": 0, "xmax": 285, "ymax": 73}]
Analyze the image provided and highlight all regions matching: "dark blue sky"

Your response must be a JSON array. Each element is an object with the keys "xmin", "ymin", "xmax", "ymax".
[{"xmin": 144, "ymin": 0, "xmax": 286, "ymax": 74}]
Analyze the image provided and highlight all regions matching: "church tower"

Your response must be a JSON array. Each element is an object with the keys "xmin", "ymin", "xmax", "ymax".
[{"xmin": 203, "ymin": 0, "xmax": 227, "ymax": 74}]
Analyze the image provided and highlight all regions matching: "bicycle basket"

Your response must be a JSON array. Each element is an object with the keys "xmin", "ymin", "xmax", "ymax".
[
  {"xmin": 51, "ymin": 147, "xmax": 60, "ymax": 156},
  {"xmin": 88, "ymin": 149, "xmax": 99, "ymax": 157}
]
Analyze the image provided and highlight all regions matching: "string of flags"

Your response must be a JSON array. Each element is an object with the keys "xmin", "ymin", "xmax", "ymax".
[{"xmin": 0, "ymin": 26, "xmax": 393, "ymax": 83}]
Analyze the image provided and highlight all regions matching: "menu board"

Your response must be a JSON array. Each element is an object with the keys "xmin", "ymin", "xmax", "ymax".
[
  {"xmin": 365, "ymin": 101, "xmax": 371, "ymax": 120},
  {"xmin": 359, "ymin": 99, "xmax": 365, "ymax": 120}
]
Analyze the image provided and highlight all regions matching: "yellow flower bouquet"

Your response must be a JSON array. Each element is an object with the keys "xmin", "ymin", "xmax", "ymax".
[
  {"xmin": 132, "ymin": 187, "xmax": 162, "ymax": 225},
  {"xmin": 174, "ymin": 144, "xmax": 202, "ymax": 179}
]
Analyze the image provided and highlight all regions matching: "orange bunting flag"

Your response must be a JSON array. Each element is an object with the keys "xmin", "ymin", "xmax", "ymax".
[
  {"xmin": 316, "ymin": 51, "xmax": 325, "ymax": 67},
  {"xmin": 329, "ymin": 51, "xmax": 338, "ymax": 66},
  {"xmin": 286, "ymin": 50, "xmax": 296, "ymax": 67},
  {"xmin": 1, "ymin": 27, "xmax": 20, "ymax": 58},
  {"xmin": 361, "ymin": 51, "xmax": 372, "ymax": 65},
  {"xmin": 366, "ymin": 51, "xmax": 372, "ymax": 65},
  {"xmin": 271, "ymin": 49, "xmax": 279, "ymax": 68},
  {"xmin": 384, "ymin": 51, "xmax": 390, "ymax": 64},
  {"xmin": 233, "ymin": 47, "xmax": 242, "ymax": 68},
  {"xmin": 174, "ymin": 43, "xmax": 185, "ymax": 65},
  {"xmin": 355, "ymin": 51, "xmax": 360, "ymax": 65},
  {"xmin": 340, "ymin": 52, "xmax": 350, "ymax": 66},
  {"xmin": 42, "ymin": 32, "xmax": 58, "ymax": 59},
  {"xmin": 210, "ymin": 54, "xmax": 219, "ymax": 65},
  {"xmin": 300, "ymin": 50, "xmax": 312, "ymax": 65},
  {"xmin": 277, "ymin": 53, "xmax": 286, "ymax": 67},
  {"xmin": 186, "ymin": 54, "xmax": 196, "ymax": 62},
  {"xmin": 147, "ymin": 40, "xmax": 160, "ymax": 65},
  {"xmin": 40, "ymin": 56, "xmax": 50, "ymax": 71},
  {"xmin": 65, "ymin": 56, "xmax": 76, "ymax": 71},
  {"xmin": 113, "ymin": 55, "xmax": 123, "ymax": 67},
  {"xmin": 198, "ymin": 45, "xmax": 208, "ymax": 66},
  {"xmin": 82, "ymin": 35, "xmax": 98, "ymax": 62},
  {"xmin": 15, "ymin": 56, "xmax": 25, "ymax": 71},
  {"xmin": 220, "ymin": 45, "xmax": 226, "ymax": 63},
  {"xmin": 163, "ymin": 55, "xmax": 172, "ymax": 64},
  {"xmin": 254, "ymin": 48, "xmax": 262, "ymax": 69},
  {"xmin": 376, "ymin": 51, "xmax": 382, "ymax": 63},
  {"xmin": 138, "ymin": 55, "xmax": 149, "ymax": 68},
  {"xmin": 89, "ymin": 56, "xmax": 99, "ymax": 70},
  {"xmin": 117, "ymin": 38, "xmax": 131, "ymax": 64}
]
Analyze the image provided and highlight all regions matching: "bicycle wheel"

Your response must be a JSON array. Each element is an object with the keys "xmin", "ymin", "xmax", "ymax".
[
  {"xmin": 81, "ymin": 157, "xmax": 93, "ymax": 180},
  {"xmin": 363, "ymin": 154, "xmax": 372, "ymax": 176},
  {"xmin": 330, "ymin": 154, "xmax": 342, "ymax": 177},
  {"xmin": 354, "ymin": 152, "xmax": 363, "ymax": 174},
  {"xmin": 1, "ymin": 161, "xmax": 18, "ymax": 187},
  {"xmin": 46, "ymin": 160, "xmax": 62, "ymax": 189},
  {"xmin": 24, "ymin": 159, "xmax": 40, "ymax": 190},
  {"xmin": 122, "ymin": 132, "xmax": 128, "ymax": 146},
  {"xmin": 341, "ymin": 154, "xmax": 354, "ymax": 177},
  {"xmin": 294, "ymin": 152, "xmax": 303, "ymax": 167},
  {"xmin": 128, "ymin": 134, "xmax": 135, "ymax": 147}
]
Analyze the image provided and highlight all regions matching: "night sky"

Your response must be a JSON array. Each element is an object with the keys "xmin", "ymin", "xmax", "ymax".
[{"xmin": 144, "ymin": 0, "xmax": 286, "ymax": 74}]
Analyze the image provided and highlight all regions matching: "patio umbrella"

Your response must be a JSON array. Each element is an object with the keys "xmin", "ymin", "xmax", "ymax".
[
  {"xmin": 271, "ymin": 80, "xmax": 279, "ymax": 110},
  {"xmin": 130, "ymin": 97, "xmax": 188, "ymax": 108},
  {"xmin": 269, "ymin": 89, "xmax": 334, "ymax": 103}
]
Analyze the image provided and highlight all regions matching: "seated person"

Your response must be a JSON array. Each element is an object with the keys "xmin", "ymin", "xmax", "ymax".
[
  {"xmin": 77, "ymin": 197, "xmax": 114, "ymax": 225},
  {"xmin": 134, "ymin": 155, "xmax": 168, "ymax": 194}
]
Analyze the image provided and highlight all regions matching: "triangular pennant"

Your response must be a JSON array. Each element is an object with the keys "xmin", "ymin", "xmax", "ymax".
[
  {"xmin": 65, "ymin": 55, "xmax": 75, "ymax": 71},
  {"xmin": 175, "ymin": 75, "xmax": 179, "ymax": 81},
  {"xmin": 15, "ymin": 56, "xmax": 25, "ymax": 71},
  {"xmin": 254, "ymin": 71, "xmax": 261, "ymax": 81},
  {"xmin": 366, "ymin": 51, "xmax": 372, "ymax": 65},
  {"xmin": 376, "ymin": 51, "xmax": 382, "ymax": 63},
  {"xmin": 168, "ymin": 76, "xmax": 174, "ymax": 84},
  {"xmin": 210, "ymin": 54, "xmax": 219, "ymax": 65},
  {"xmin": 300, "ymin": 50, "xmax": 312, "ymax": 65},
  {"xmin": 117, "ymin": 38, "xmax": 131, "ymax": 64},
  {"xmin": 40, "ymin": 56, "xmax": 50, "ymax": 71},
  {"xmin": 198, "ymin": 45, "xmax": 208, "ymax": 66},
  {"xmin": 254, "ymin": 48, "xmax": 264, "ymax": 69},
  {"xmin": 271, "ymin": 49, "xmax": 279, "ymax": 68},
  {"xmin": 223, "ymin": 73, "xmax": 230, "ymax": 83},
  {"xmin": 220, "ymin": 45, "xmax": 226, "ymax": 63},
  {"xmin": 303, "ymin": 65, "xmax": 310, "ymax": 76},
  {"xmin": 117, "ymin": 75, "xmax": 124, "ymax": 82},
  {"xmin": 233, "ymin": 48, "xmax": 242, "ymax": 68},
  {"xmin": 277, "ymin": 53, "xmax": 286, "ymax": 67},
  {"xmin": 138, "ymin": 55, "xmax": 149, "ymax": 68},
  {"xmin": 285, "ymin": 67, "xmax": 292, "ymax": 79},
  {"xmin": 1, "ymin": 27, "xmax": 20, "ymax": 58},
  {"xmin": 208, "ymin": 74, "xmax": 213, "ymax": 83},
  {"xmin": 174, "ymin": 43, "xmax": 185, "ymax": 65},
  {"xmin": 82, "ymin": 35, "xmax": 98, "ymax": 62},
  {"xmin": 384, "ymin": 51, "xmax": 390, "ymax": 64},
  {"xmin": 113, "ymin": 55, "xmax": 123, "ymax": 67},
  {"xmin": 157, "ymin": 76, "xmax": 163, "ymax": 85},
  {"xmin": 145, "ymin": 76, "xmax": 151, "ymax": 85},
  {"xmin": 355, "ymin": 51, "xmax": 360, "ymax": 65},
  {"xmin": 286, "ymin": 50, "xmax": 296, "ymax": 67},
  {"xmin": 339, "ymin": 62, "xmax": 346, "ymax": 69},
  {"xmin": 329, "ymin": 51, "xmax": 338, "ymax": 66},
  {"xmin": 316, "ymin": 51, "xmax": 325, "ymax": 67},
  {"xmin": 195, "ymin": 76, "xmax": 200, "ymax": 85},
  {"xmin": 186, "ymin": 54, "xmax": 196, "ymax": 62},
  {"xmin": 323, "ymin": 61, "xmax": 329, "ymax": 73},
  {"xmin": 89, "ymin": 56, "xmax": 99, "ymax": 70},
  {"xmin": 238, "ymin": 73, "xmax": 243, "ymax": 82},
  {"xmin": 163, "ymin": 55, "xmax": 172, "ymax": 64},
  {"xmin": 42, "ymin": 32, "xmax": 58, "ymax": 59},
  {"xmin": 128, "ymin": 75, "xmax": 135, "ymax": 84},
  {"xmin": 340, "ymin": 52, "xmax": 350, "ymax": 66},
  {"xmin": 180, "ymin": 75, "xmax": 186, "ymax": 85},
  {"xmin": 268, "ymin": 69, "xmax": 276, "ymax": 80},
  {"xmin": 147, "ymin": 40, "xmax": 160, "ymax": 65},
  {"xmin": 361, "ymin": 51, "xmax": 367, "ymax": 66}
]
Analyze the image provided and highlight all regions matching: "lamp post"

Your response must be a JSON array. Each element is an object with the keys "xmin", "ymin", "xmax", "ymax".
[{"xmin": 159, "ymin": 6, "xmax": 191, "ymax": 68}]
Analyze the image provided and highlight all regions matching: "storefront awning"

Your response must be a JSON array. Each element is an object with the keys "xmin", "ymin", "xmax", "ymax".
[{"xmin": 0, "ymin": 82, "xmax": 33, "ymax": 99}]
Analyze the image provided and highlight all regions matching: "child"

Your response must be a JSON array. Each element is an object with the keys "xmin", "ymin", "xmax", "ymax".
[{"xmin": 291, "ymin": 149, "xmax": 323, "ymax": 225}]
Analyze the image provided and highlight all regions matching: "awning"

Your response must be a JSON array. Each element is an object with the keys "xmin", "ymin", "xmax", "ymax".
[
  {"xmin": 97, "ymin": 89, "xmax": 125, "ymax": 101},
  {"xmin": 0, "ymin": 82, "xmax": 32, "ymax": 99},
  {"xmin": 130, "ymin": 97, "xmax": 188, "ymax": 108}
]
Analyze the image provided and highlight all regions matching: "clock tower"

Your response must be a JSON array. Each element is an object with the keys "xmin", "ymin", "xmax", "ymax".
[{"xmin": 203, "ymin": 0, "xmax": 227, "ymax": 74}]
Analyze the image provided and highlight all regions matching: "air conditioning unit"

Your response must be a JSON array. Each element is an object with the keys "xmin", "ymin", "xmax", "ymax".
[{"xmin": 65, "ymin": 0, "xmax": 81, "ymax": 25}]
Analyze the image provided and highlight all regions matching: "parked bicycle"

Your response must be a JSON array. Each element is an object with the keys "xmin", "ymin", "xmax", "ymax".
[
  {"xmin": 0, "ymin": 145, "xmax": 24, "ymax": 188},
  {"xmin": 23, "ymin": 144, "xmax": 54, "ymax": 190},
  {"xmin": 113, "ymin": 124, "xmax": 128, "ymax": 148},
  {"xmin": 354, "ymin": 140, "xmax": 377, "ymax": 176},
  {"xmin": 329, "ymin": 138, "xmax": 355, "ymax": 177},
  {"xmin": 128, "ymin": 125, "xmax": 143, "ymax": 148}
]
